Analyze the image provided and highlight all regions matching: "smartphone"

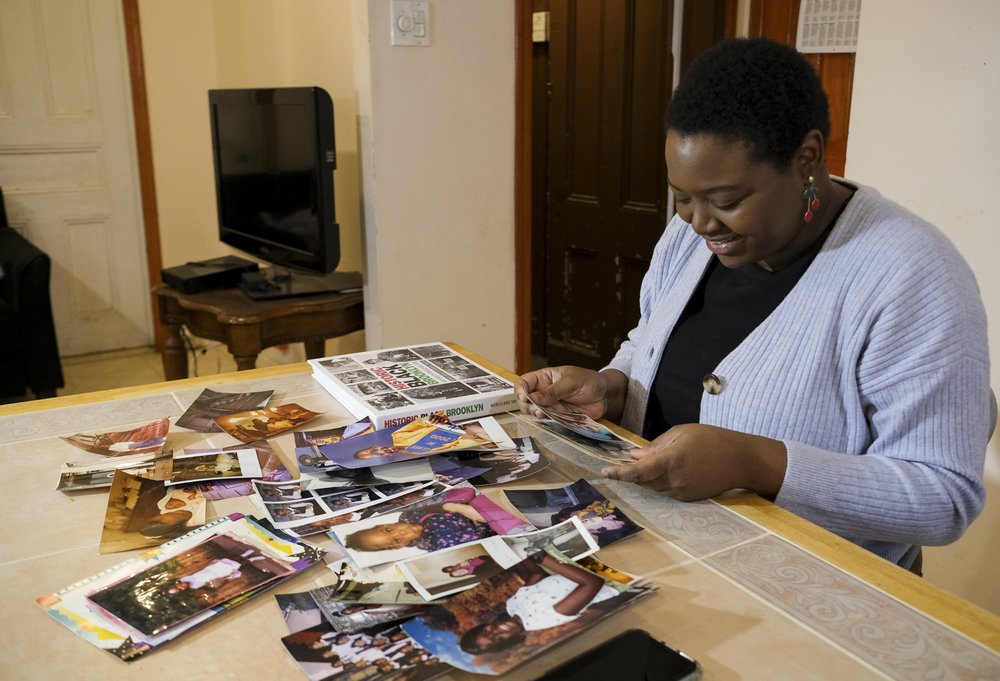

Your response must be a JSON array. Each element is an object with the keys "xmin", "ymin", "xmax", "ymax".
[{"xmin": 536, "ymin": 628, "xmax": 701, "ymax": 681}]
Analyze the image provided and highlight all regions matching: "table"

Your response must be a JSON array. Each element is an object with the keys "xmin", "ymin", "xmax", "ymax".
[
  {"xmin": 2, "ymin": 349, "xmax": 999, "ymax": 680},
  {"xmin": 152, "ymin": 283, "xmax": 365, "ymax": 379}
]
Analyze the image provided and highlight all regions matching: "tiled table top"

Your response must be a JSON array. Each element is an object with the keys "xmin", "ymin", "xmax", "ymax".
[{"xmin": 1, "ymin": 364, "xmax": 997, "ymax": 680}]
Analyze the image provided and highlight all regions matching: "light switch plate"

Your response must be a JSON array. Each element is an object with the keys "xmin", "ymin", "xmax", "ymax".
[{"xmin": 390, "ymin": 0, "xmax": 430, "ymax": 46}]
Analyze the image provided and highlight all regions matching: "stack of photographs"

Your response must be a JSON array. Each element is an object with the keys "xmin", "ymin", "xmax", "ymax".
[{"xmin": 37, "ymin": 513, "xmax": 325, "ymax": 661}]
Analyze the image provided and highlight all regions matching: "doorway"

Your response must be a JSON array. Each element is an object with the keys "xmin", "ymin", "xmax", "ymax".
[{"xmin": 0, "ymin": 0, "xmax": 155, "ymax": 357}]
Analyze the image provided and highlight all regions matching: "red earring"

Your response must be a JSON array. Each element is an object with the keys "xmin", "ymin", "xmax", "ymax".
[{"xmin": 803, "ymin": 176, "xmax": 820, "ymax": 223}]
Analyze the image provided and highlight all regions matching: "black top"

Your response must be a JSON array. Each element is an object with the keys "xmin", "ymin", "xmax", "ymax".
[{"xmin": 643, "ymin": 225, "xmax": 837, "ymax": 439}]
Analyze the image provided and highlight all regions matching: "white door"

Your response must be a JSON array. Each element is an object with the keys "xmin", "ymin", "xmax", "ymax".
[{"xmin": 0, "ymin": 0, "xmax": 151, "ymax": 355}]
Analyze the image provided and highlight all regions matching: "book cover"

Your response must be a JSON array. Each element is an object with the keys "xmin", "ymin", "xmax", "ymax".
[{"xmin": 308, "ymin": 343, "xmax": 516, "ymax": 429}]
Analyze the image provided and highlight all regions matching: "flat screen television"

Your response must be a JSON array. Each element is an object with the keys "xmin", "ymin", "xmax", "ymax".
[{"xmin": 209, "ymin": 86, "xmax": 357, "ymax": 299}]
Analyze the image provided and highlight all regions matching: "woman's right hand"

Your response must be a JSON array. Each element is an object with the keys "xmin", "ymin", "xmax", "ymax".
[{"xmin": 516, "ymin": 366, "xmax": 627, "ymax": 423}]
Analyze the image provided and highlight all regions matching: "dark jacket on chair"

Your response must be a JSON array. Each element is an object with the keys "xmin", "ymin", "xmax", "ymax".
[{"xmin": 0, "ymin": 226, "xmax": 64, "ymax": 399}]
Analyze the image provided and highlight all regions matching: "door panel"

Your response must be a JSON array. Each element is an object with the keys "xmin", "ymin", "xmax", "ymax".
[
  {"xmin": 0, "ymin": 0, "xmax": 150, "ymax": 355},
  {"xmin": 543, "ymin": 0, "xmax": 673, "ymax": 369}
]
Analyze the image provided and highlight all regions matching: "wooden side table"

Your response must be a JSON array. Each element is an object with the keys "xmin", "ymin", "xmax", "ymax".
[{"xmin": 152, "ymin": 283, "xmax": 364, "ymax": 380}]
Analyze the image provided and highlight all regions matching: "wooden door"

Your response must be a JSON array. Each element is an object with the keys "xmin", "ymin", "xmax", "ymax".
[
  {"xmin": 0, "ymin": 0, "xmax": 151, "ymax": 355},
  {"xmin": 748, "ymin": 0, "xmax": 854, "ymax": 176},
  {"xmin": 537, "ymin": 0, "xmax": 675, "ymax": 370}
]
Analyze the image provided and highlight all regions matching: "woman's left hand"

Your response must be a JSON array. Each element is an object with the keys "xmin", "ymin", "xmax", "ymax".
[{"xmin": 600, "ymin": 424, "xmax": 788, "ymax": 500}]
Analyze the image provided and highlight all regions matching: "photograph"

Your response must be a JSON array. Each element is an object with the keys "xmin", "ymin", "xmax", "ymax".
[
  {"xmin": 294, "ymin": 420, "xmax": 376, "ymax": 473},
  {"xmin": 99, "ymin": 470, "xmax": 207, "ymax": 553},
  {"xmin": 402, "ymin": 550, "xmax": 654, "ymax": 675},
  {"xmin": 347, "ymin": 380, "xmax": 392, "ymax": 397},
  {"xmin": 213, "ymin": 403, "xmax": 323, "ymax": 443},
  {"xmin": 398, "ymin": 541, "xmax": 505, "ymax": 601},
  {"xmin": 312, "ymin": 414, "xmax": 484, "ymax": 470},
  {"xmin": 276, "ymin": 591, "xmax": 325, "ymax": 634},
  {"xmin": 538, "ymin": 420, "xmax": 640, "ymax": 463},
  {"xmin": 412, "ymin": 344, "xmax": 455, "ymax": 360},
  {"xmin": 87, "ymin": 531, "xmax": 295, "ymax": 636},
  {"xmin": 282, "ymin": 622, "xmax": 446, "ymax": 681},
  {"xmin": 331, "ymin": 486, "xmax": 532, "ymax": 569},
  {"xmin": 426, "ymin": 356, "xmax": 489, "ymax": 380},
  {"xmin": 61, "ymin": 417, "xmax": 170, "ymax": 457},
  {"xmin": 361, "ymin": 348, "xmax": 422, "ymax": 364},
  {"xmin": 500, "ymin": 516, "xmax": 600, "ymax": 563},
  {"xmin": 465, "ymin": 375, "xmax": 513, "ymax": 393},
  {"xmin": 525, "ymin": 395, "xmax": 619, "ymax": 441},
  {"xmin": 503, "ymin": 479, "xmax": 643, "ymax": 548},
  {"xmin": 318, "ymin": 356, "xmax": 362, "ymax": 371},
  {"xmin": 57, "ymin": 452, "xmax": 171, "ymax": 492},
  {"xmin": 466, "ymin": 437, "xmax": 550, "ymax": 485},
  {"xmin": 174, "ymin": 387, "xmax": 274, "ymax": 432},
  {"xmin": 364, "ymin": 392, "xmax": 414, "ymax": 412},
  {"xmin": 166, "ymin": 448, "xmax": 263, "ymax": 485},
  {"xmin": 310, "ymin": 577, "xmax": 428, "ymax": 607},
  {"xmin": 185, "ymin": 439, "xmax": 291, "ymax": 483}
]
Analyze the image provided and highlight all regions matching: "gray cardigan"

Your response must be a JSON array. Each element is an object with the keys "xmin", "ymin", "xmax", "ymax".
[{"xmin": 606, "ymin": 183, "xmax": 990, "ymax": 564}]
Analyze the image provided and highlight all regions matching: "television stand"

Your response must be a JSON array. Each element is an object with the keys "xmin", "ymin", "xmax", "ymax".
[{"xmin": 239, "ymin": 269, "xmax": 362, "ymax": 301}]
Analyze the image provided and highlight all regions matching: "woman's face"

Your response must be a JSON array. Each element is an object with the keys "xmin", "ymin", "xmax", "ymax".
[{"xmin": 665, "ymin": 132, "xmax": 814, "ymax": 271}]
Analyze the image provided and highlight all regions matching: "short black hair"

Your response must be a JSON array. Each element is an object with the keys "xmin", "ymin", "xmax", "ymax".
[{"xmin": 664, "ymin": 38, "xmax": 830, "ymax": 168}]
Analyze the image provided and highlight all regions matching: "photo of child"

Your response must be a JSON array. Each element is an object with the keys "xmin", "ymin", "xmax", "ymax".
[
  {"xmin": 99, "ymin": 471, "xmax": 207, "ymax": 554},
  {"xmin": 402, "ymin": 550, "xmax": 653, "ymax": 675},
  {"xmin": 503, "ymin": 479, "xmax": 642, "ymax": 548},
  {"xmin": 332, "ymin": 487, "xmax": 530, "ymax": 569}
]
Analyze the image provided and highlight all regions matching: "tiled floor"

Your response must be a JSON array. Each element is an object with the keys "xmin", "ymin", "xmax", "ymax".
[{"xmin": 57, "ymin": 341, "xmax": 309, "ymax": 397}]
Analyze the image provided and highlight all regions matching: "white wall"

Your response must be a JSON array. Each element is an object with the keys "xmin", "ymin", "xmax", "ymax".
[
  {"xmin": 846, "ymin": 0, "xmax": 1000, "ymax": 614},
  {"xmin": 358, "ymin": 1, "xmax": 516, "ymax": 367}
]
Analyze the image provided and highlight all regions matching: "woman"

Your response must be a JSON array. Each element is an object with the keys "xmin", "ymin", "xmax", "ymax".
[{"xmin": 517, "ymin": 38, "xmax": 989, "ymax": 568}]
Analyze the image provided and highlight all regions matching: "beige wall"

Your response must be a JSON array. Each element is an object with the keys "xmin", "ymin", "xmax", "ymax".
[
  {"xmin": 357, "ymin": 2, "xmax": 516, "ymax": 366},
  {"xmin": 846, "ymin": 0, "xmax": 1000, "ymax": 614},
  {"xmin": 139, "ymin": 0, "xmax": 516, "ymax": 368}
]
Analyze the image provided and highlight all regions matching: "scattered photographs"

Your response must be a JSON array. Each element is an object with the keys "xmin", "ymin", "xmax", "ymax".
[
  {"xmin": 315, "ymin": 600, "xmax": 430, "ymax": 634},
  {"xmin": 402, "ymin": 548, "xmax": 655, "ymax": 676},
  {"xmin": 166, "ymin": 448, "xmax": 262, "ymax": 485},
  {"xmin": 255, "ymin": 479, "xmax": 440, "ymax": 531},
  {"xmin": 57, "ymin": 452, "xmax": 171, "ymax": 491},
  {"xmin": 61, "ymin": 417, "xmax": 169, "ymax": 457},
  {"xmin": 503, "ymin": 479, "xmax": 643, "ymax": 547},
  {"xmin": 330, "ymin": 486, "xmax": 534, "ymax": 569},
  {"xmin": 309, "ymin": 414, "xmax": 501, "ymax": 470},
  {"xmin": 99, "ymin": 470, "xmax": 206, "ymax": 553},
  {"xmin": 214, "ymin": 404, "xmax": 322, "ymax": 443},
  {"xmin": 429, "ymin": 455, "xmax": 490, "ymax": 486},
  {"xmin": 199, "ymin": 479, "xmax": 254, "ymax": 500},
  {"xmin": 174, "ymin": 387, "xmax": 274, "ymax": 432}
]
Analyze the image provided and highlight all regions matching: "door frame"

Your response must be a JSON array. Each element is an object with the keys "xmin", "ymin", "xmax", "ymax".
[{"xmin": 121, "ymin": 0, "xmax": 165, "ymax": 351}]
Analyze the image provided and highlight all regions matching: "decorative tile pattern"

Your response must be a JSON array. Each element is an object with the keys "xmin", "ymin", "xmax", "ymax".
[
  {"xmin": 706, "ymin": 536, "xmax": 1000, "ymax": 680},
  {"xmin": 0, "ymin": 395, "xmax": 182, "ymax": 445}
]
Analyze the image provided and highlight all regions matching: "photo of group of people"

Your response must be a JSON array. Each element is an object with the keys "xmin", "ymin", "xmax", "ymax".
[
  {"xmin": 281, "ymin": 622, "xmax": 446, "ymax": 681},
  {"xmin": 167, "ymin": 449, "xmax": 262, "ymax": 485},
  {"xmin": 214, "ymin": 403, "xmax": 322, "ymax": 443}
]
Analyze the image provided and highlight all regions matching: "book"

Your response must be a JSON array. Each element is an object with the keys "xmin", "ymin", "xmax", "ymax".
[{"xmin": 308, "ymin": 343, "xmax": 517, "ymax": 429}]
